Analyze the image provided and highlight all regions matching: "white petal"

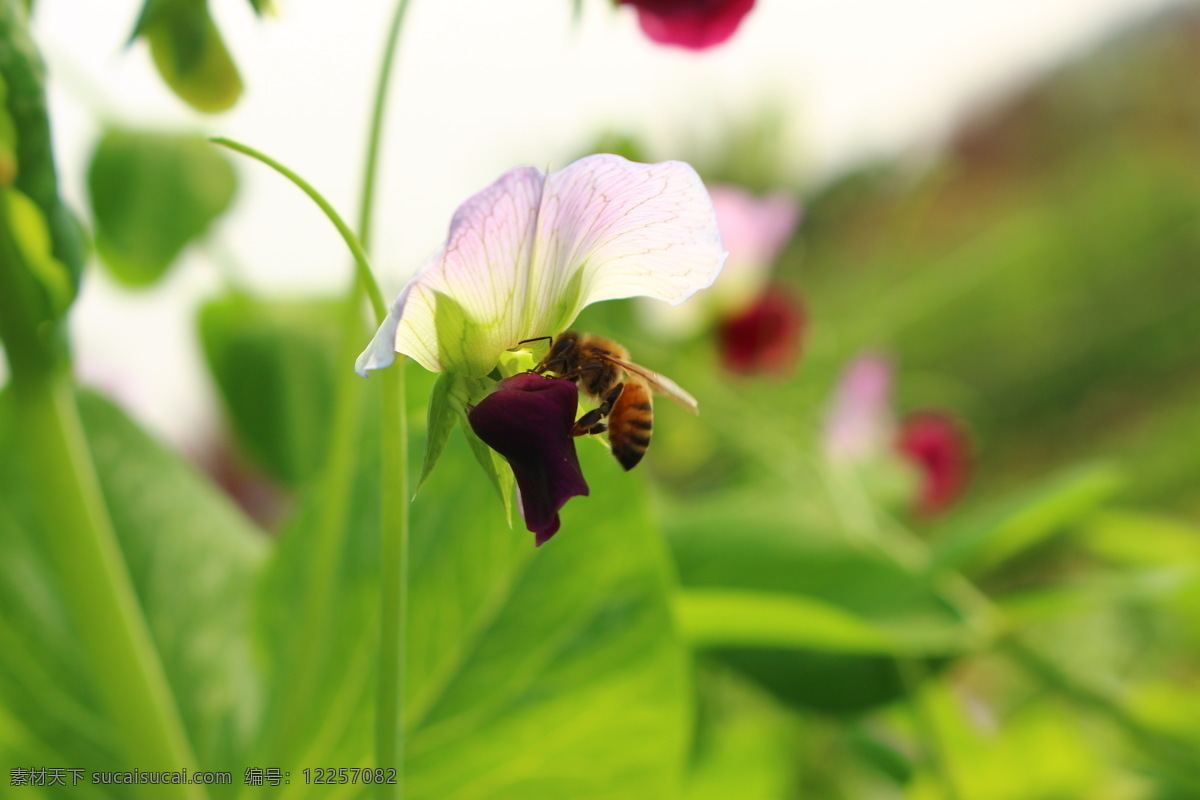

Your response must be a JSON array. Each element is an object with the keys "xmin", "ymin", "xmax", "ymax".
[
  {"xmin": 358, "ymin": 155, "xmax": 725, "ymax": 376},
  {"xmin": 529, "ymin": 155, "xmax": 727, "ymax": 335}
]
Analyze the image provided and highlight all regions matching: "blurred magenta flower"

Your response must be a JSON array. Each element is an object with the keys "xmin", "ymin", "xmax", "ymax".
[
  {"xmin": 357, "ymin": 154, "xmax": 725, "ymax": 378},
  {"xmin": 468, "ymin": 374, "xmax": 589, "ymax": 545},
  {"xmin": 717, "ymin": 286, "xmax": 804, "ymax": 375},
  {"xmin": 620, "ymin": 0, "xmax": 757, "ymax": 50},
  {"xmin": 824, "ymin": 354, "xmax": 971, "ymax": 517},
  {"xmin": 897, "ymin": 411, "xmax": 971, "ymax": 517}
]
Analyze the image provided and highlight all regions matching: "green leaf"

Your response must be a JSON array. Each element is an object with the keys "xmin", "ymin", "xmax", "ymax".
[
  {"xmin": 1079, "ymin": 510, "xmax": 1200, "ymax": 566},
  {"xmin": 0, "ymin": 0, "xmax": 87, "ymax": 298},
  {"xmin": 198, "ymin": 292, "xmax": 341, "ymax": 487},
  {"xmin": 452, "ymin": 375, "xmax": 514, "ymax": 525},
  {"xmin": 89, "ymin": 129, "xmax": 237, "ymax": 287},
  {"xmin": 417, "ymin": 371, "xmax": 467, "ymax": 492},
  {"xmin": 931, "ymin": 463, "xmax": 1123, "ymax": 573},
  {"xmin": 0, "ymin": 390, "xmax": 267, "ymax": 777},
  {"xmin": 664, "ymin": 490, "xmax": 969, "ymax": 715},
  {"xmin": 253, "ymin": 429, "xmax": 692, "ymax": 798},
  {"xmin": 676, "ymin": 588, "xmax": 971, "ymax": 656},
  {"xmin": 133, "ymin": 0, "xmax": 243, "ymax": 113}
]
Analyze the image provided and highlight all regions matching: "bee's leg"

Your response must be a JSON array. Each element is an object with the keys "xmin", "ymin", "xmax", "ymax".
[{"xmin": 571, "ymin": 382, "xmax": 624, "ymax": 436}]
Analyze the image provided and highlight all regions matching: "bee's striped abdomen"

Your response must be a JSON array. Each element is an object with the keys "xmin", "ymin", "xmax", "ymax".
[{"xmin": 608, "ymin": 380, "xmax": 653, "ymax": 471}]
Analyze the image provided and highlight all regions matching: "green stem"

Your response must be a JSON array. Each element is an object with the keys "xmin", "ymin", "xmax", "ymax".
[
  {"xmin": 355, "ymin": 5, "xmax": 414, "ymax": 795},
  {"xmin": 376, "ymin": 363, "xmax": 408, "ymax": 798},
  {"xmin": 209, "ymin": 137, "xmax": 387, "ymax": 323},
  {"xmin": 0, "ymin": 190, "xmax": 203, "ymax": 800},
  {"xmin": 357, "ymin": 0, "xmax": 412, "ymax": 251}
]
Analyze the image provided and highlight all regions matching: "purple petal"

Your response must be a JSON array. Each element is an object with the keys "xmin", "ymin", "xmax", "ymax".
[{"xmin": 467, "ymin": 374, "xmax": 589, "ymax": 545}]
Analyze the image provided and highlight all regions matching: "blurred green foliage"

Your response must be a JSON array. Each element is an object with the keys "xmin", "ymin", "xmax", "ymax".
[
  {"xmin": 3, "ymin": 2, "xmax": 1200, "ymax": 799},
  {"xmin": 88, "ymin": 130, "xmax": 237, "ymax": 287}
]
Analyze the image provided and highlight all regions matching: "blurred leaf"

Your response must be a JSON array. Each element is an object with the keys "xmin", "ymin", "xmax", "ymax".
[
  {"xmin": 255, "ymin": 427, "xmax": 692, "ymax": 798},
  {"xmin": 1079, "ymin": 510, "xmax": 1200, "ymax": 566},
  {"xmin": 686, "ymin": 670, "xmax": 797, "ymax": 800},
  {"xmin": 0, "ymin": 74, "xmax": 17, "ymax": 185},
  {"xmin": 0, "ymin": 0, "xmax": 86, "ymax": 297},
  {"xmin": 0, "ymin": 390, "xmax": 267, "ymax": 778},
  {"xmin": 677, "ymin": 588, "xmax": 972, "ymax": 656},
  {"xmin": 198, "ymin": 292, "xmax": 340, "ymax": 487},
  {"xmin": 664, "ymin": 490, "xmax": 968, "ymax": 714},
  {"xmin": 931, "ymin": 464, "xmax": 1122, "ymax": 573},
  {"xmin": 904, "ymin": 685, "xmax": 1107, "ymax": 800},
  {"xmin": 132, "ymin": 0, "xmax": 243, "ymax": 113},
  {"xmin": 89, "ymin": 129, "xmax": 237, "ymax": 287}
]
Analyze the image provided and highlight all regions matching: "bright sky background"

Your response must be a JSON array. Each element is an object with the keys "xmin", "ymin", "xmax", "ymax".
[{"xmin": 25, "ymin": 0, "xmax": 1186, "ymax": 446}]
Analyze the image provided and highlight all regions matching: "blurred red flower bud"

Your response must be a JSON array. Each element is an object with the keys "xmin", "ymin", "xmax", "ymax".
[
  {"xmin": 619, "ymin": 0, "xmax": 756, "ymax": 50},
  {"xmin": 896, "ymin": 412, "xmax": 970, "ymax": 517},
  {"xmin": 717, "ymin": 286, "xmax": 805, "ymax": 376}
]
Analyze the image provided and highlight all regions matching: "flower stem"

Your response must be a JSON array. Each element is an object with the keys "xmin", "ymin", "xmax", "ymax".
[
  {"xmin": 376, "ymin": 362, "xmax": 408, "ymax": 798},
  {"xmin": 357, "ymin": 0, "xmax": 412, "ymax": 251},
  {"xmin": 209, "ymin": 137, "xmax": 387, "ymax": 323},
  {"xmin": 356, "ymin": 4, "xmax": 414, "ymax": 794},
  {"xmin": 0, "ymin": 189, "xmax": 203, "ymax": 799}
]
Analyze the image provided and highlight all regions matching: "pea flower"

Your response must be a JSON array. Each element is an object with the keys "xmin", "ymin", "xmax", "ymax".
[
  {"xmin": 823, "ymin": 354, "xmax": 971, "ymax": 517},
  {"xmin": 618, "ymin": 0, "xmax": 757, "ymax": 50},
  {"xmin": 357, "ymin": 154, "xmax": 725, "ymax": 542}
]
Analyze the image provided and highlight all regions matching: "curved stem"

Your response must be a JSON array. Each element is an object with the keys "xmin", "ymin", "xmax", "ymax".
[
  {"xmin": 357, "ymin": 0, "xmax": 412, "ymax": 251},
  {"xmin": 209, "ymin": 137, "xmax": 387, "ymax": 324}
]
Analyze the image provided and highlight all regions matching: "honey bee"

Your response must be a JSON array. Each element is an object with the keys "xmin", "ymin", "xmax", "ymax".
[{"xmin": 527, "ymin": 331, "xmax": 698, "ymax": 470}]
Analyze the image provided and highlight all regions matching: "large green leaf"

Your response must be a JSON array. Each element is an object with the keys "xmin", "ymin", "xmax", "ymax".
[
  {"xmin": 198, "ymin": 292, "xmax": 341, "ymax": 487},
  {"xmin": 253, "ymin": 416, "xmax": 692, "ymax": 799},
  {"xmin": 88, "ymin": 130, "xmax": 236, "ymax": 287},
  {"xmin": 664, "ymin": 489, "xmax": 968, "ymax": 715},
  {"xmin": 0, "ymin": 390, "xmax": 267, "ymax": 788}
]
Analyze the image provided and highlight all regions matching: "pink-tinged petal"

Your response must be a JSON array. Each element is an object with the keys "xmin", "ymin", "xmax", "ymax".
[
  {"xmin": 708, "ymin": 185, "xmax": 801, "ymax": 311},
  {"xmin": 717, "ymin": 286, "xmax": 805, "ymax": 376},
  {"xmin": 358, "ymin": 155, "xmax": 724, "ymax": 377},
  {"xmin": 896, "ymin": 411, "xmax": 971, "ymax": 517},
  {"xmin": 623, "ymin": 0, "xmax": 757, "ymax": 50},
  {"xmin": 467, "ymin": 373, "xmax": 589, "ymax": 545},
  {"xmin": 533, "ymin": 155, "xmax": 725, "ymax": 328},
  {"xmin": 823, "ymin": 353, "xmax": 895, "ymax": 462}
]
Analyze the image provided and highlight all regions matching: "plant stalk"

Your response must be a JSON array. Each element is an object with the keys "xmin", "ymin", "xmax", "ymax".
[{"xmin": 0, "ymin": 188, "xmax": 203, "ymax": 800}]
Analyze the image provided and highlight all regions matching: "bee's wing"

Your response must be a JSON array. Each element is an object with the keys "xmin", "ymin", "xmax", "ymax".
[{"xmin": 600, "ymin": 354, "xmax": 699, "ymax": 414}]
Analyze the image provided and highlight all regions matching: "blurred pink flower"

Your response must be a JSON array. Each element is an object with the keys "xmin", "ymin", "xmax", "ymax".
[
  {"xmin": 620, "ymin": 0, "xmax": 757, "ymax": 50},
  {"xmin": 823, "ymin": 354, "xmax": 895, "ymax": 462},
  {"xmin": 824, "ymin": 355, "xmax": 972, "ymax": 517},
  {"xmin": 709, "ymin": 185, "xmax": 801, "ymax": 313},
  {"xmin": 896, "ymin": 412, "xmax": 970, "ymax": 517}
]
